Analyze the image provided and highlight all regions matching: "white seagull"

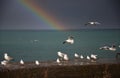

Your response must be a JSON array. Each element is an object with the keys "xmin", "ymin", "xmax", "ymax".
[
  {"xmin": 56, "ymin": 58, "xmax": 60, "ymax": 63},
  {"xmin": 91, "ymin": 54, "xmax": 97, "ymax": 60},
  {"xmin": 86, "ymin": 56, "xmax": 90, "ymax": 60},
  {"xmin": 90, "ymin": 54, "xmax": 98, "ymax": 62},
  {"xmin": 35, "ymin": 60, "xmax": 40, "ymax": 65},
  {"xmin": 4, "ymin": 53, "xmax": 13, "ymax": 61},
  {"xmin": 99, "ymin": 46, "xmax": 109, "ymax": 50},
  {"xmin": 109, "ymin": 47, "xmax": 116, "ymax": 51},
  {"xmin": 74, "ymin": 53, "xmax": 79, "ymax": 58},
  {"xmin": 57, "ymin": 51, "xmax": 65, "ymax": 58},
  {"xmin": 85, "ymin": 21, "xmax": 100, "ymax": 26},
  {"xmin": 63, "ymin": 54, "xmax": 69, "ymax": 61},
  {"xmin": 100, "ymin": 45, "xmax": 116, "ymax": 51},
  {"xmin": 1, "ymin": 60, "xmax": 8, "ymax": 66},
  {"xmin": 63, "ymin": 36, "xmax": 74, "ymax": 44},
  {"xmin": 109, "ymin": 44, "xmax": 116, "ymax": 51},
  {"xmin": 20, "ymin": 59, "xmax": 24, "ymax": 65},
  {"xmin": 80, "ymin": 55, "xmax": 84, "ymax": 59}
]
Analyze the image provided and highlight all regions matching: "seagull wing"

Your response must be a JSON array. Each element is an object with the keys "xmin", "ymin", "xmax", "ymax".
[
  {"xmin": 95, "ymin": 22, "xmax": 100, "ymax": 24},
  {"xmin": 85, "ymin": 22, "xmax": 90, "ymax": 26}
]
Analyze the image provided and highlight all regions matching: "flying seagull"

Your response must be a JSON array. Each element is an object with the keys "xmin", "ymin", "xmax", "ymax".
[
  {"xmin": 109, "ymin": 44, "xmax": 116, "ymax": 51},
  {"xmin": 99, "ymin": 44, "xmax": 116, "ymax": 51},
  {"xmin": 85, "ymin": 21, "xmax": 100, "ymax": 26},
  {"xmin": 63, "ymin": 36, "xmax": 74, "ymax": 44}
]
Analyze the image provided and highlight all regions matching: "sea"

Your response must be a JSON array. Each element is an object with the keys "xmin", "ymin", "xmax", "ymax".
[{"xmin": 0, "ymin": 29, "xmax": 120, "ymax": 62}]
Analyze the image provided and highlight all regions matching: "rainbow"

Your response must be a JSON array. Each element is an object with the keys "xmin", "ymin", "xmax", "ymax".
[{"xmin": 19, "ymin": 0, "xmax": 66, "ymax": 30}]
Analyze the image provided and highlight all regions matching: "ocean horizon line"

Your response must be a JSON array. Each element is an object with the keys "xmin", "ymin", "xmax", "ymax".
[{"xmin": 0, "ymin": 28, "xmax": 120, "ymax": 31}]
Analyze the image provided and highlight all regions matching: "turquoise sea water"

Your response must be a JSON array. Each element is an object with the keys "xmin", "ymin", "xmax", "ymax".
[{"xmin": 0, "ymin": 29, "xmax": 120, "ymax": 62}]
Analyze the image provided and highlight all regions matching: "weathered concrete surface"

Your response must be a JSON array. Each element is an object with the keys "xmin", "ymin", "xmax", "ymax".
[{"xmin": 0, "ymin": 59, "xmax": 120, "ymax": 78}]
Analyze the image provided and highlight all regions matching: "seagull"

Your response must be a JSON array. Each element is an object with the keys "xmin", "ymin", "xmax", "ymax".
[
  {"xmin": 109, "ymin": 44, "xmax": 116, "ymax": 51},
  {"xmin": 63, "ymin": 36, "xmax": 74, "ymax": 44},
  {"xmin": 56, "ymin": 58, "xmax": 60, "ymax": 63},
  {"xmin": 109, "ymin": 47, "xmax": 116, "ymax": 51},
  {"xmin": 1, "ymin": 60, "xmax": 8, "ymax": 66},
  {"xmin": 74, "ymin": 53, "xmax": 79, "ymax": 58},
  {"xmin": 90, "ymin": 54, "xmax": 98, "ymax": 62},
  {"xmin": 85, "ymin": 21, "xmax": 100, "ymax": 26},
  {"xmin": 99, "ymin": 46, "xmax": 109, "ymax": 50},
  {"xmin": 20, "ymin": 59, "xmax": 24, "ymax": 65},
  {"xmin": 86, "ymin": 56, "xmax": 90, "ymax": 60},
  {"xmin": 100, "ymin": 45, "xmax": 116, "ymax": 51},
  {"xmin": 4, "ymin": 53, "xmax": 13, "ymax": 61},
  {"xmin": 91, "ymin": 54, "xmax": 97, "ymax": 60},
  {"xmin": 35, "ymin": 60, "xmax": 40, "ymax": 65},
  {"xmin": 80, "ymin": 55, "xmax": 84, "ymax": 59},
  {"xmin": 57, "ymin": 51, "xmax": 65, "ymax": 58},
  {"xmin": 63, "ymin": 54, "xmax": 69, "ymax": 61}
]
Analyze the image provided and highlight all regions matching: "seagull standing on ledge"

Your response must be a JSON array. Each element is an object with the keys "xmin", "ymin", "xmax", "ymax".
[
  {"xmin": 1, "ymin": 60, "xmax": 8, "ymax": 66},
  {"xmin": 4, "ymin": 53, "xmax": 13, "ymax": 61},
  {"xmin": 80, "ymin": 55, "xmax": 84, "ymax": 59},
  {"xmin": 85, "ymin": 21, "xmax": 100, "ymax": 26},
  {"xmin": 63, "ymin": 54, "xmax": 69, "ymax": 61},
  {"xmin": 56, "ymin": 58, "xmax": 60, "ymax": 63},
  {"xmin": 91, "ymin": 54, "xmax": 97, "ymax": 60},
  {"xmin": 86, "ymin": 56, "xmax": 90, "ymax": 60},
  {"xmin": 20, "ymin": 59, "xmax": 24, "ymax": 65},
  {"xmin": 35, "ymin": 60, "xmax": 40, "ymax": 65},
  {"xmin": 63, "ymin": 36, "xmax": 74, "ymax": 44},
  {"xmin": 74, "ymin": 53, "xmax": 79, "ymax": 59}
]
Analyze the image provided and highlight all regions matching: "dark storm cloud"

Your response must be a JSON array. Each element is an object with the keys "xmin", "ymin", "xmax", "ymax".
[
  {"xmin": 0, "ymin": 0, "xmax": 120, "ymax": 30},
  {"xmin": 36, "ymin": 0, "xmax": 120, "ymax": 29},
  {"xmin": 0, "ymin": 0, "xmax": 46, "ymax": 30}
]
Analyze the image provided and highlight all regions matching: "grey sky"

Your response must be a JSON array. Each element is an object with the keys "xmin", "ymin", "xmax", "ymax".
[{"xmin": 0, "ymin": 0, "xmax": 120, "ymax": 30}]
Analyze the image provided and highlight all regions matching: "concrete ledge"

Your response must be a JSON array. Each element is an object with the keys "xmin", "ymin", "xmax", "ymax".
[{"xmin": 0, "ymin": 59, "xmax": 120, "ymax": 78}]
